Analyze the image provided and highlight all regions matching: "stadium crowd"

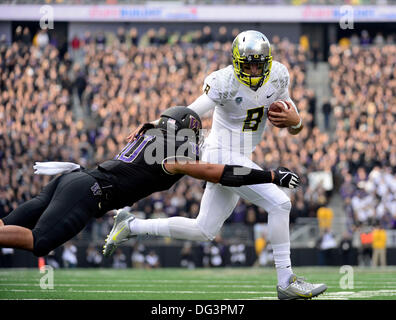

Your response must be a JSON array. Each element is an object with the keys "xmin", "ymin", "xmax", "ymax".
[
  {"xmin": 329, "ymin": 43, "xmax": 396, "ymax": 231},
  {"xmin": 1, "ymin": 25, "xmax": 395, "ymax": 267}
]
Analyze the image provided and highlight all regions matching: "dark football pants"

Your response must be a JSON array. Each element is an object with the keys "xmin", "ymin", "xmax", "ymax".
[{"xmin": 2, "ymin": 172, "xmax": 101, "ymax": 257}]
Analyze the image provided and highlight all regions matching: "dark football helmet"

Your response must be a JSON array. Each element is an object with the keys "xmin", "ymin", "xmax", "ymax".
[{"xmin": 157, "ymin": 106, "xmax": 202, "ymax": 144}]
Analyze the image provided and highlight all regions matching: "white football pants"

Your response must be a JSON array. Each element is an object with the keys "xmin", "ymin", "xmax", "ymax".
[{"xmin": 167, "ymin": 147, "xmax": 291, "ymax": 248}]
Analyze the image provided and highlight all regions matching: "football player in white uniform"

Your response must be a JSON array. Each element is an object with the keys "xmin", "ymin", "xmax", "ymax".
[{"xmin": 118, "ymin": 30, "xmax": 327, "ymax": 299}]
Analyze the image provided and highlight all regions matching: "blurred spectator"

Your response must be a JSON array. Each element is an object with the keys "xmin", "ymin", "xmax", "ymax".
[
  {"xmin": 0, "ymin": 248, "xmax": 14, "ymax": 267},
  {"xmin": 373, "ymin": 32, "xmax": 385, "ymax": 46},
  {"xmin": 217, "ymin": 26, "xmax": 229, "ymax": 44},
  {"xmin": 71, "ymin": 34, "xmax": 81, "ymax": 51},
  {"xmin": 21, "ymin": 27, "xmax": 31, "ymax": 46},
  {"xmin": 35, "ymin": 30, "xmax": 50, "ymax": 49},
  {"xmin": 112, "ymin": 248, "xmax": 127, "ymax": 269},
  {"xmin": 86, "ymin": 244, "xmax": 103, "ymax": 267},
  {"xmin": 202, "ymin": 235, "xmax": 225, "ymax": 268},
  {"xmin": 62, "ymin": 241, "xmax": 78, "ymax": 268},
  {"xmin": 311, "ymin": 40, "xmax": 320, "ymax": 68},
  {"xmin": 254, "ymin": 232, "xmax": 273, "ymax": 267},
  {"xmin": 358, "ymin": 226, "xmax": 373, "ymax": 267},
  {"xmin": 372, "ymin": 222, "xmax": 387, "ymax": 267},
  {"xmin": 129, "ymin": 27, "xmax": 139, "ymax": 47},
  {"xmin": 145, "ymin": 250, "xmax": 160, "ymax": 269},
  {"xmin": 317, "ymin": 228, "xmax": 337, "ymax": 266},
  {"xmin": 116, "ymin": 27, "xmax": 126, "ymax": 44},
  {"xmin": 180, "ymin": 241, "xmax": 195, "ymax": 269},
  {"xmin": 321, "ymin": 99, "xmax": 332, "ymax": 131},
  {"xmin": 317, "ymin": 206, "xmax": 333, "ymax": 232},
  {"xmin": 360, "ymin": 30, "xmax": 371, "ymax": 46},
  {"xmin": 338, "ymin": 232, "xmax": 353, "ymax": 266},
  {"xmin": 306, "ymin": 89, "xmax": 316, "ymax": 129},
  {"xmin": 131, "ymin": 243, "xmax": 146, "ymax": 268},
  {"xmin": 229, "ymin": 243, "xmax": 246, "ymax": 266},
  {"xmin": 299, "ymin": 34, "xmax": 309, "ymax": 52}
]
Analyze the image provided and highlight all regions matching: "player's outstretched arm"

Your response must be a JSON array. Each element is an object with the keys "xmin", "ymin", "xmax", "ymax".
[
  {"xmin": 164, "ymin": 162, "xmax": 300, "ymax": 189},
  {"xmin": 126, "ymin": 120, "xmax": 159, "ymax": 143},
  {"xmin": 127, "ymin": 95, "xmax": 215, "ymax": 143}
]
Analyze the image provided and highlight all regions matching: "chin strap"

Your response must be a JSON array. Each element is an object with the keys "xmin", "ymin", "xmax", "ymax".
[{"xmin": 33, "ymin": 161, "xmax": 81, "ymax": 175}]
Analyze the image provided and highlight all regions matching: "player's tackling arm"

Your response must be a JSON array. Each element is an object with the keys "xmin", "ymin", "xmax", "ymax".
[
  {"xmin": 164, "ymin": 161, "xmax": 228, "ymax": 184},
  {"xmin": 127, "ymin": 95, "xmax": 215, "ymax": 143},
  {"xmin": 163, "ymin": 161, "xmax": 300, "ymax": 189}
]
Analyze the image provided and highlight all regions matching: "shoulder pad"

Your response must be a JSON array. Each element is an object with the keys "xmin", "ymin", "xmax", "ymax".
[
  {"xmin": 269, "ymin": 61, "xmax": 290, "ymax": 90},
  {"xmin": 202, "ymin": 66, "xmax": 239, "ymax": 102}
]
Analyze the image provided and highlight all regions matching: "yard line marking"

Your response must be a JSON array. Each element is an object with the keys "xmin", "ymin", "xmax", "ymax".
[
  {"xmin": 0, "ymin": 283, "xmax": 273, "ymax": 288},
  {"xmin": 0, "ymin": 278, "xmax": 275, "ymax": 284},
  {"xmin": 0, "ymin": 288, "xmax": 274, "ymax": 295},
  {"xmin": 3, "ymin": 288, "xmax": 396, "ymax": 298}
]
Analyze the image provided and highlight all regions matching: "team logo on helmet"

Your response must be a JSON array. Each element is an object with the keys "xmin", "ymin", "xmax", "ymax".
[{"xmin": 189, "ymin": 116, "xmax": 201, "ymax": 130}]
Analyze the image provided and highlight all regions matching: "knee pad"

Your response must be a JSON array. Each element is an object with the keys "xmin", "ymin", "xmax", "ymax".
[{"xmin": 278, "ymin": 200, "xmax": 292, "ymax": 213}]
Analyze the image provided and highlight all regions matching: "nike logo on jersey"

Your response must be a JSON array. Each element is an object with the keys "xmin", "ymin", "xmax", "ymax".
[{"xmin": 266, "ymin": 92, "xmax": 275, "ymax": 98}]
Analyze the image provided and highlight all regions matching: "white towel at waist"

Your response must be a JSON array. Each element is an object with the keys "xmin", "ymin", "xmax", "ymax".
[{"xmin": 33, "ymin": 161, "xmax": 81, "ymax": 175}]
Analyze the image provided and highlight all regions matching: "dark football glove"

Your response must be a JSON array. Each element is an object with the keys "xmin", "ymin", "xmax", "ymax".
[
  {"xmin": 273, "ymin": 167, "xmax": 300, "ymax": 189},
  {"xmin": 135, "ymin": 122, "xmax": 155, "ymax": 138}
]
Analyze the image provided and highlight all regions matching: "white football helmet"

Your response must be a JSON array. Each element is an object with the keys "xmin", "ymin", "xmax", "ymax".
[{"xmin": 232, "ymin": 30, "xmax": 272, "ymax": 90}]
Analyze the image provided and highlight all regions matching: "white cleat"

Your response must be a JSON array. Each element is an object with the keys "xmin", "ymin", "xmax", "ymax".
[
  {"xmin": 103, "ymin": 209, "xmax": 135, "ymax": 257},
  {"xmin": 277, "ymin": 274, "xmax": 327, "ymax": 300}
]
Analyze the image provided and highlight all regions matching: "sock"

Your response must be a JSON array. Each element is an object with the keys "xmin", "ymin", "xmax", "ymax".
[
  {"xmin": 130, "ymin": 217, "xmax": 208, "ymax": 241},
  {"xmin": 129, "ymin": 218, "xmax": 171, "ymax": 237},
  {"xmin": 267, "ymin": 201, "xmax": 293, "ymax": 288},
  {"xmin": 272, "ymin": 242, "xmax": 293, "ymax": 288}
]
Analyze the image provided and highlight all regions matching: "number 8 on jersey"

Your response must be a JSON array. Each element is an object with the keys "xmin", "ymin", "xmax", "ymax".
[{"xmin": 242, "ymin": 106, "xmax": 265, "ymax": 132}]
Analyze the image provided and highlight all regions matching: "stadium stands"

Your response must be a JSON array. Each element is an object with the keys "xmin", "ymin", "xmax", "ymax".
[{"xmin": 329, "ymin": 43, "xmax": 396, "ymax": 231}]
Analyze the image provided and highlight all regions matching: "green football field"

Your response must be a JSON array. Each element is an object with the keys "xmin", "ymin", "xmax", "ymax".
[{"xmin": 0, "ymin": 267, "xmax": 395, "ymax": 300}]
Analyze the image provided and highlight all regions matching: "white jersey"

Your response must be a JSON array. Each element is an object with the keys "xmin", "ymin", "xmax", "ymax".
[{"xmin": 201, "ymin": 61, "xmax": 292, "ymax": 155}]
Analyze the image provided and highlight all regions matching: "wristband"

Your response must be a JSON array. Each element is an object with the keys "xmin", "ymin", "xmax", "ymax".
[{"xmin": 290, "ymin": 118, "xmax": 302, "ymax": 129}]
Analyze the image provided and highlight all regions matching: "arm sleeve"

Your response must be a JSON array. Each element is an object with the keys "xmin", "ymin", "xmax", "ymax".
[
  {"xmin": 219, "ymin": 165, "xmax": 273, "ymax": 187},
  {"xmin": 187, "ymin": 94, "xmax": 216, "ymax": 117}
]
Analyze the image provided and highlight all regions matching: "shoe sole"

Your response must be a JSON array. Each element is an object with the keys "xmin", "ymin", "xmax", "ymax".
[{"xmin": 103, "ymin": 210, "xmax": 133, "ymax": 257}]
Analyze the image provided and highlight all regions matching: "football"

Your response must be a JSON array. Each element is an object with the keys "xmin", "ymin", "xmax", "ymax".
[{"xmin": 268, "ymin": 100, "xmax": 290, "ymax": 128}]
